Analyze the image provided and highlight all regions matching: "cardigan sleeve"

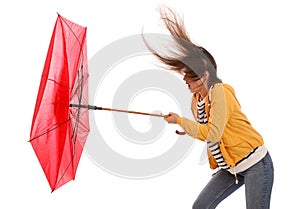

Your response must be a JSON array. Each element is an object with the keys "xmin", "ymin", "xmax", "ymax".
[
  {"xmin": 206, "ymin": 84, "xmax": 227, "ymax": 142},
  {"xmin": 177, "ymin": 84, "xmax": 227, "ymax": 142}
]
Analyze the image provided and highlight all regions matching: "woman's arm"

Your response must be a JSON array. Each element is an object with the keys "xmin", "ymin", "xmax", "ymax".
[{"xmin": 166, "ymin": 84, "xmax": 228, "ymax": 142}]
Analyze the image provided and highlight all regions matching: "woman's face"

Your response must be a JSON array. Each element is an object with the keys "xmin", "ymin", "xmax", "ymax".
[{"xmin": 183, "ymin": 73, "xmax": 208, "ymax": 97}]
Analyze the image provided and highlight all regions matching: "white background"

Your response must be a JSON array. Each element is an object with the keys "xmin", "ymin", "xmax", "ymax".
[{"xmin": 1, "ymin": 0, "xmax": 299, "ymax": 208}]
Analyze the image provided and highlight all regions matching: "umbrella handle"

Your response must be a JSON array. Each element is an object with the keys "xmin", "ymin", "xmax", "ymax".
[{"xmin": 70, "ymin": 104, "xmax": 166, "ymax": 117}]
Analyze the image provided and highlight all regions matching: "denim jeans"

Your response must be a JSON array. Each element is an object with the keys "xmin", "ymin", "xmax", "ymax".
[{"xmin": 193, "ymin": 152, "xmax": 274, "ymax": 209}]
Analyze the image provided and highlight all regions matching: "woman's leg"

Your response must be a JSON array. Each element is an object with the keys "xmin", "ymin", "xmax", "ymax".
[
  {"xmin": 243, "ymin": 152, "xmax": 274, "ymax": 209},
  {"xmin": 193, "ymin": 169, "xmax": 244, "ymax": 209}
]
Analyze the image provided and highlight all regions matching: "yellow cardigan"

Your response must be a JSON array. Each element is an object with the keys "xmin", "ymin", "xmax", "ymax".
[{"xmin": 177, "ymin": 83, "xmax": 264, "ymax": 169}]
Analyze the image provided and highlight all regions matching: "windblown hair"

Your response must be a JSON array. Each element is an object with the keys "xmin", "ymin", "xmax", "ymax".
[{"xmin": 143, "ymin": 6, "xmax": 221, "ymax": 86}]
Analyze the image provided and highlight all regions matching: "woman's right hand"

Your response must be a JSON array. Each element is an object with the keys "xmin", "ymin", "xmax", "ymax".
[{"xmin": 164, "ymin": 112, "xmax": 180, "ymax": 124}]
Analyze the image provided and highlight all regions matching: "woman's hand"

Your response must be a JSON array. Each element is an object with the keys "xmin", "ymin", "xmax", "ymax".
[{"xmin": 164, "ymin": 112, "xmax": 180, "ymax": 124}]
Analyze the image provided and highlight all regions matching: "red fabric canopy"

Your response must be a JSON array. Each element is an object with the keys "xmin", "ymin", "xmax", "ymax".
[{"xmin": 30, "ymin": 14, "xmax": 89, "ymax": 192}]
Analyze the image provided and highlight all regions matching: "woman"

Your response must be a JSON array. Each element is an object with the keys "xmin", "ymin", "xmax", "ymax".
[{"xmin": 144, "ymin": 6, "xmax": 274, "ymax": 209}]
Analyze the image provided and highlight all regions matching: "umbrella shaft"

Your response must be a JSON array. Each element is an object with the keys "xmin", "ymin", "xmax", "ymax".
[
  {"xmin": 70, "ymin": 104, "xmax": 164, "ymax": 117},
  {"xmin": 101, "ymin": 107, "xmax": 164, "ymax": 117}
]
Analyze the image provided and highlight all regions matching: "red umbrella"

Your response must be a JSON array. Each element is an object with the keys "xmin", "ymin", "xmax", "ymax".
[
  {"xmin": 29, "ymin": 14, "xmax": 165, "ymax": 192},
  {"xmin": 29, "ymin": 14, "xmax": 89, "ymax": 192}
]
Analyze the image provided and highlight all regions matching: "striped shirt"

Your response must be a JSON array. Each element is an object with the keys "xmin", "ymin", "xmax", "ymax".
[{"xmin": 197, "ymin": 98, "xmax": 230, "ymax": 170}]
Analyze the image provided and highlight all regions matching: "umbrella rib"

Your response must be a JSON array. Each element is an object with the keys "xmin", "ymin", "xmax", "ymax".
[
  {"xmin": 54, "ymin": 113, "xmax": 82, "ymax": 191},
  {"xmin": 53, "ymin": 145, "xmax": 76, "ymax": 192},
  {"xmin": 48, "ymin": 78, "xmax": 69, "ymax": 89},
  {"xmin": 59, "ymin": 14, "xmax": 82, "ymax": 46},
  {"xmin": 29, "ymin": 118, "xmax": 72, "ymax": 142}
]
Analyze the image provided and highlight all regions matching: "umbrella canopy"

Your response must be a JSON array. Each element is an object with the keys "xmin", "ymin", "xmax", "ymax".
[{"xmin": 29, "ymin": 14, "xmax": 89, "ymax": 192}]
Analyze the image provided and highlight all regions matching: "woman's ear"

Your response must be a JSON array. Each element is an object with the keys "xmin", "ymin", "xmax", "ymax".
[{"xmin": 203, "ymin": 70, "xmax": 209, "ymax": 78}]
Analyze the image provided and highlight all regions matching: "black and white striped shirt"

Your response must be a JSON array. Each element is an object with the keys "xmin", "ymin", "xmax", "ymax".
[{"xmin": 197, "ymin": 98, "xmax": 229, "ymax": 170}]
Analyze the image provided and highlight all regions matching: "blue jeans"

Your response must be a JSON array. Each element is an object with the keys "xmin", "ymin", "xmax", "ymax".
[{"xmin": 193, "ymin": 152, "xmax": 274, "ymax": 209}]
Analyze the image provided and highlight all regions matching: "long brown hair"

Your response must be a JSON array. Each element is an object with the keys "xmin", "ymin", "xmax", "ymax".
[{"xmin": 143, "ymin": 6, "xmax": 221, "ymax": 86}]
